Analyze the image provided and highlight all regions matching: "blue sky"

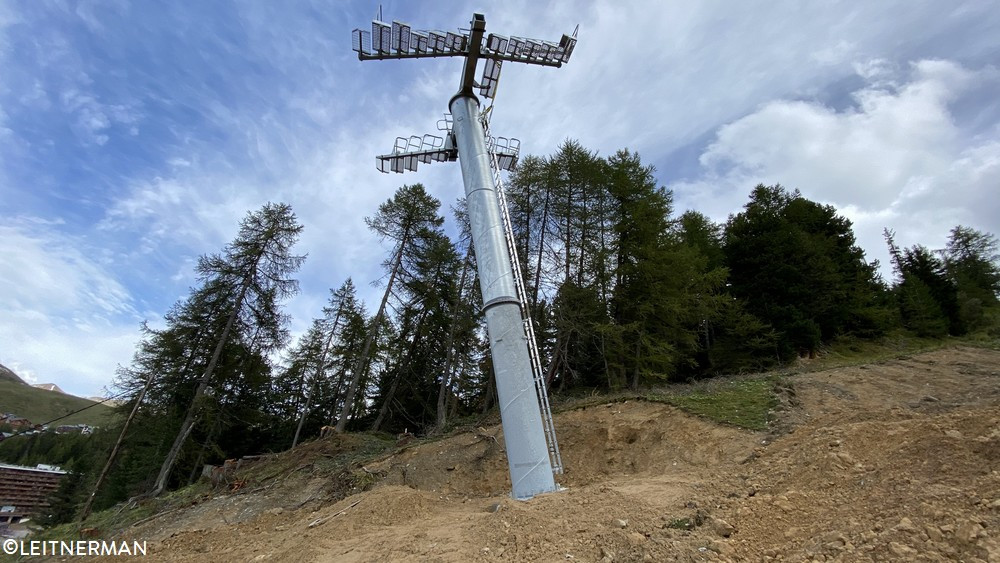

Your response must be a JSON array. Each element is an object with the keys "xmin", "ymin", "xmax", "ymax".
[{"xmin": 1, "ymin": 1, "xmax": 998, "ymax": 398}]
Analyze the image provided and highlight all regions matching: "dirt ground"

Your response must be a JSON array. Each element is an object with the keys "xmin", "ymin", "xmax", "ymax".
[{"xmin": 85, "ymin": 346, "xmax": 1000, "ymax": 562}]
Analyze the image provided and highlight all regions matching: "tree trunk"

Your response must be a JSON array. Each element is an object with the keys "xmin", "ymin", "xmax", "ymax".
[
  {"xmin": 448, "ymin": 362, "xmax": 465, "ymax": 420},
  {"xmin": 482, "ymin": 363, "xmax": 496, "ymax": 414},
  {"xmin": 150, "ymin": 277, "xmax": 250, "ymax": 496},
  {"xmin": 335, "ymin": 237, "xmax": 406, "ymax": 432},
  {"xmin": 372, "ymin": 307, "xmax": 428, "ymax": 432},
  {"xmin": 630, "ymin": 338, "xmax": 641, "ymax": 391},
  {"xmin": 291, "ymin": 380, "xmax": 316, "ymax": 449},
  {"xmin": 292, "ymin": 308, "xmax": 343, "ymax": 448},
  {"xmin": 435, "ymin": 250, "xmax": 471, "ymax": 431},
  {"xmin": 532, "ymin": 187, "xmax": 551, "ymax": 311},
  {"xmin": 80, "ymin": 368, "xmax": 156, "ymax": 520}
]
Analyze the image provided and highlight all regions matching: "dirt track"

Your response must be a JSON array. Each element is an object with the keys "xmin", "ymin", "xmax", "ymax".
[{"xmin": 91, "ymin": 346, "xmax": 1000, "ymax": 562}]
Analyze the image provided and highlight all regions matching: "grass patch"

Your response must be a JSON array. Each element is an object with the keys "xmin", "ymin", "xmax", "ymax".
[
  {"xmin": 666, "ymin": 517, "xmax": 694, "ymax": 530},
  {"xmin": 796, "ymin": 331, "xmax": 949, "ymax": 372},
  {"xmin": 649, "ymin": 377, "xmax": 780, "ymax": 431},
  {"xmin": 0, "ymin": 380, "xmax": 116, "ymax": 427}
]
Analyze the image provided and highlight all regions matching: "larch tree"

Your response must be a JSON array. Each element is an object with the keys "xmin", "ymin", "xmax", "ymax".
[
  {"xmin": 335, "ymin": 184, "xmax": 444, "ymax": 432},
  {"xmin": 148, "ymin": 202, "xmax": 304, "ymax": 496}
]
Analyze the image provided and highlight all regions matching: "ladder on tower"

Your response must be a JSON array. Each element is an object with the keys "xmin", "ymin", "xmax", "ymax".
[{"xmin": 480, "ymin": 108, "xmax": 564, "ymax": 475}]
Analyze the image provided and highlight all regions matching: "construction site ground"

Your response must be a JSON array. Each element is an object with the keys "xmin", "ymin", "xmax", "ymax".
[{"xmin": 36, "ymin": 346, "xmax": 1000, "ymax": 561}]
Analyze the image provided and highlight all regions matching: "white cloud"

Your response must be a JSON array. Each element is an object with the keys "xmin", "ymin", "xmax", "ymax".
[
  {"xmin": 3, "ymin": 0, "xmax": 999, "ymax": 396},
  {"xmin": 60, "ymin": 85, "xmax": 142, "ymax": 146},
  {"xmin": 672, "ymin": 59, "xmax": 1000, "ymax": 279},
  {"xmin": 0, "ymin": 219, "xmax": 143, "ymax": 397}
]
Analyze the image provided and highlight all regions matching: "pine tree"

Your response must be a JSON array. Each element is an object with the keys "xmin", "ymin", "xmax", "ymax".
[
  {"xmin": 725, "ymin": 185, "xmax": 883, "ymax": 359},
  {"xmin": 886, "ymin": 229, "xmax": 962, "ymax": 336},
  {"xmin": 942, "ymin": 226, "xmax": 1000, "ymax": 329},
  {"xmin": 144, "ymin": 202, "xmax": 303, "ymax": 495},
  {"xmin": 335, "ymin": 184, "xmax": 443, "ymax": 431}
]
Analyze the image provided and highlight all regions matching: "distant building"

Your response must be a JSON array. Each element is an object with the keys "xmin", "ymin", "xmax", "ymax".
[
  {"xmin": 0, "ymin": 414, "xmax": 33, "ymax": 429},
  {"xmin": 0, "ymin": 463, "xmax": 67, "ymax": 524},
  {"xmin": 54, "ymin": 424, "xmax": 93, "ymax": 435}
]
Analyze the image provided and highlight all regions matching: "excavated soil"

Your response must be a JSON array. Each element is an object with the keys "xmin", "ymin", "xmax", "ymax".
[{"xmin": 85, "ymin": 346, "xmax": 1000, "ymax": 562}]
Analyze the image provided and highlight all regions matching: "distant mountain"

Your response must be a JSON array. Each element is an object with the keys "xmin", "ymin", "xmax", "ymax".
[
  {"xmin": 33, "ymin": 383, "xmax": 66, "ymax": 394},
  {"xmin": 0, "ymin": 363, "xmax": 26, "ymax": 385},
  {"xmin": 88, "ymin": 397, "xmax": 121, "ymax": 407},
  {"xmin": 0, "ymin": 380, "xmax": 115, "ymax": 427}
]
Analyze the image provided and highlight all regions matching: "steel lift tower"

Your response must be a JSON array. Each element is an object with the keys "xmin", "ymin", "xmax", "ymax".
[{"xmin": 352, "ymin": 12, "xmax": 577, "ymax": 499}]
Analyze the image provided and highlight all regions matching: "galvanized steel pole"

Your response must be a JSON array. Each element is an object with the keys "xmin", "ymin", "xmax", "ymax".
[
  {"xmin": 351, "ymin": 11, "xmax": 577, "ymax": 500},
  {"xmin": 449, "ymin": 94, "xmax": 558, "ymax": 500}
]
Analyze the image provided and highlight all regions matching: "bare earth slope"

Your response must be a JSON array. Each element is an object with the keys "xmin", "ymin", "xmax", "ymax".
[{"xmin": 93, "ymin": 347, "xmax": 1000, "ymax": 562}]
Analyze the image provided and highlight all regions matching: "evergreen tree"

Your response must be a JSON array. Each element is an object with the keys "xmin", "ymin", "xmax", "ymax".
[
  {"xmin": 886, "ymin": 229, "xmax": 962, "ymax": 336},
  {"xmin": 115, "ymin": 203, "xmax": 303, "ymax": 496},
  {"xmin": 370, "ymin": 229, "xmax": 459, "ymax": 432},
  {"xmin": 335, "ymin": 184, "xmax": 444, "ymax": 431},
  {"xmin": 725, "ymin": 185, "xmax": 884, "ymax": 359},
  {"xmin": 604, "ymin": 150, "xmax": 727, "ymax": 387},
  {"xmin": 942, "ymin": 226, "xmax": 1000, "ymax": 329}
]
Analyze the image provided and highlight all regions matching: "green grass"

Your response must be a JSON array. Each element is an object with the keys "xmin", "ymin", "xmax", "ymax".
[
  {"xmin": 666, "ymin": 517, "xmax": 694, "ymax": 530},
  {"xmin": 793, "ymin": 331, "xmax": 950, "ymax": 372},
  {"xmin": 0, "ymin": 380, "xmax": 116, "ymax": 428},
  {"xmin": 649, "ymin": 377, "xmax": 780, "ymax": 431}
]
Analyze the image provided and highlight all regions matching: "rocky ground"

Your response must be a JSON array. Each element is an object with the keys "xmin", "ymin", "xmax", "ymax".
[{"xmin": 77, "ymin": 346, "xmax": 1000, "ymax": 562}]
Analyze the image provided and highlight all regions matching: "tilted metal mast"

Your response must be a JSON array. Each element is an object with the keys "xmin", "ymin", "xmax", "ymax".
[{"xmin": 352, "ymin": 13, "xmax": 577, "ymax": 500}]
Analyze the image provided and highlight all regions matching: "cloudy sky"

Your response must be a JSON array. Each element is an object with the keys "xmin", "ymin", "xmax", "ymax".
[{"xmin": 1, "ymin": 1, "xmax": 997, "ymax": 398}]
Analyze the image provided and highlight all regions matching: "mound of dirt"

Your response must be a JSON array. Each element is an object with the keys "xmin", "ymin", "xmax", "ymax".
[{"xmin": 84, "ymin": 346, "xmax": 1000, "ymax": 562}]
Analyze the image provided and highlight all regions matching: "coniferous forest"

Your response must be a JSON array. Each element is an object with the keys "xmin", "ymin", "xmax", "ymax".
[{"xmin": 3, "ymin": 140, "xmax": 999, "ymax": 523}]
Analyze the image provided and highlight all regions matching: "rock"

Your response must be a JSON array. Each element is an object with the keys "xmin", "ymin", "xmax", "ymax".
[
  {"xmin": 981, "ymin": 538, "xmax": 1000, "ymax": 561},
  {"xmin": 267, "ymin": 507, "xmax": 284, "ymax": 515},
  {"xmin": 628, "ymin": 532, "xmax": 646, "ymax": 544},
  {"xmin": 712, "ymin": 518, "xmax": 736, "ymax": 538},
  {"xmin": 707, "ymin": 540, "xmax": 732, "ymax": 555},
  {"xmin": 774, "ymin": 499, "xmax": 795, "ymax": 512},
  {"xmin": 614, "ymin": 518, "xmax": 628, "ymax": 529},
  {"xmin": 888, "ymin": 542, "xmax": 916, "ymax": 557},
  {"xmin": 925, "ymin": 525, "xmax": 943, "ymax": 542},
  {"xmin": 599, "ymin": 546, "xmax": 615, "ymax": 562},
  {"xmin": 486, "ymin": 503, "xmax": 502, "ymax": 513},
  {"xmin": 989, "ymin": 499, "xmax": 1000, "ymax": 510},
  {"xmin": 895, "ymin": 517, "xmax": 918, "ymax": 534},
  {"xmin": 821, "ymin": 532, "xmax": 847, "ymax": 549},
  {"xmin": 944, "ymin": 429, "xmax": 963, "ymax": 439},
  {"xmin": 956, "ymin": 521, "xmax": 983, "ymax": 543},
  {"xmin": 833, "ymin": 451, "xmax": 855, "ymax": 466}
]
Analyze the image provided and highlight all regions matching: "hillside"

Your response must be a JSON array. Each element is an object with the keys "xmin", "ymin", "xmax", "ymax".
[
  {"xmin": 52, "ymin": 346, "xmax": 1000, "ymax": 562},
  {"xmin": 32, "ymin": 383, "xmax": 66, "ymax": 394},
  {"xmin": 0, "ymin": 380, "xmax": 115, "ymax": 428},
  {"xmin": 0, "ymin": 363, "xmax": 25, "ymax": 384}
]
